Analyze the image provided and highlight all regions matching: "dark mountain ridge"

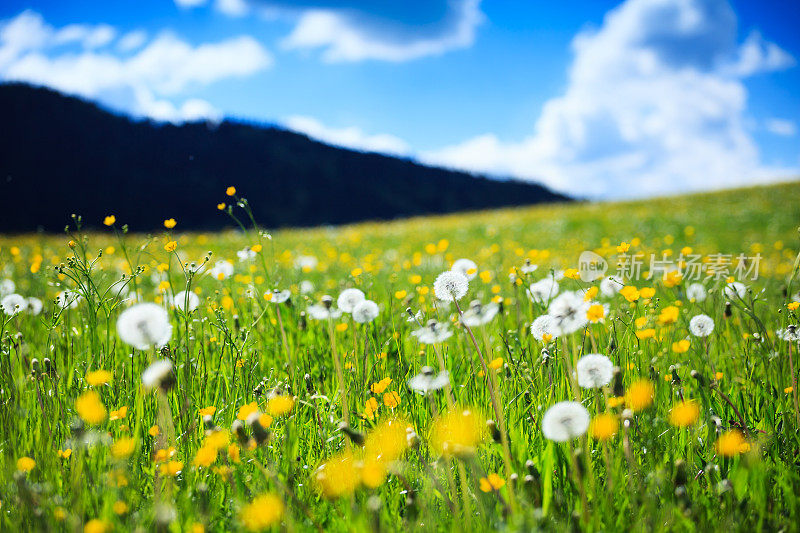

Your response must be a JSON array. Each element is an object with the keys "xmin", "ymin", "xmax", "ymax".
[{"xmin": 0, "ymin": 83, "xmax": 570, "ymax": 232}]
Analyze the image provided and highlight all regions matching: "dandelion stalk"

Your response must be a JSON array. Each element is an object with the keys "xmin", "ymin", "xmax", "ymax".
[{"xmin": 453, "ymin": 298, "xmax": 517, "ymax": 510}]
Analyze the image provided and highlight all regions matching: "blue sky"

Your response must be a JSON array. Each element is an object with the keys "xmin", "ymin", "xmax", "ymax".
[{"xmin": 0, "ymin": 0, "xmax": 797, "ymax": 198}]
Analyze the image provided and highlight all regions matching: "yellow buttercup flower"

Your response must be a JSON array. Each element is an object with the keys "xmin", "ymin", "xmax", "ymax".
[
  {"xmin": 86, "ymin": 369, "xmax": 112, "ymax": 386},
  {"xmin": 590, "ymin": 413, "xmax": 618, "ymax": 440},
  {"xmin": 314, "ymin": 451, "xmax": 360, "ymax": 499},
  {"xmin": 669, "ymin": 400, "xmax": 700, "ymax": 428},
  {"xmin": 164, "ymin": 241, "xmax": 177, "ymax": 252},
  {"xmin": 430, "ymin": 407, "xmax": 484, "ymax": 458},
  {"xmin": 17, "ymin": 456, "xmax": 35, "ymax": 472},
  {"xmin": 103, "ymin": 215, "xmax": 116, "ymax": 226},
  {"xmin": 111, "ymin": 437, "xmax": 136, "ymax": 459},
  {"xmin": 620, "ymin": 286, "xmax": 640, "ymax": 302},
  {"xmin": 479, "ymin": 473, "xmax": 506, "ymax": 492},
  {"xmin": 237, "ymin": 402, "xmax": 259, "ymax": 421},
  {"xmin": 370, "ymin": 377, "xmax": 392, "ymax": 394},
  {"xmin": 658, "ymin": 305, "xmax": 679, "ymax": 325},
  {"xmin": 193, "ymin": 445, "xmax": 218, "ymax": 468},
  {"xmin": 163, "ymin": 218, "xmax": 177, "ymax": 229},
  {"xmin": 672, "ymin": 339, "xmax": 690, "ymax": 353},
  {"xmin": 640, "ymin": 287, "xmax": 656, "ymax": 299},
  {"xmin": 625, "ymin": 379, "xmax": 654, "ymax": 412},
  {"xmin": 226, "ymin": 186, "xmax": 236, "ymax": 196},
  {"xmin": 586, "ymin": 303, "xmax": 605, "ymax": 323},
  {"xmin": 199, "ymin": 406, "xmax": 217, "ymax": 417},
  {"xmin": 635, "ymin": 328, "xmax": 655, "ymax": 339},
  {"xmin": 75, "ymin": 390, "xmax": 107, "ymax": 425},
  {"xmin": 715, "ymin": 430, "xmax": 749, "ymax": 457},
  {"xmin": 267, "ymin": 395, "xmax": 295, "ymax": 417},
  {"xmin": 383, "ymin": 391, "xmax": 401, "ymax": 409},
  {"xmin": 240, "ymin": 494, "xmax": 284, "ymax": 531}
]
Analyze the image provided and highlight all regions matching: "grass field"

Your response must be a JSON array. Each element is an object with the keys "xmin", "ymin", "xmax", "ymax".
[{"xmin": 1, "ymin": 181, "xmax": 799, "ymax": 532}]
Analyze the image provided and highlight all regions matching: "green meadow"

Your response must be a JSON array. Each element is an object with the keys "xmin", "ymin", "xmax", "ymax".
[{"xmin": 1, "ymin": 181, "xmax": 799, "ymax": 532}]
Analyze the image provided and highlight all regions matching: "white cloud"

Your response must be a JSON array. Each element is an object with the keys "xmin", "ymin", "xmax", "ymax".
[
  {"xmin": 726, "ymin": 31, "xmax": 795, "ymax": 76},
  {"xmin": 765, "ymin": 118, "xmax": 797, "ymax": 137},
  {"xmin": 117, "ymin": 30, "xmax": 147, "ymax": 52},
  {"xmin": 421, "ymin": 0, "xmax": 798, "ymax": 197},
  {"xmin": 174, "ymin": 0, "xmax": 208, "ymax": 8},
  {"xmin": 0, "ymin": 11, "xmax": 272, "ymax": 122},
  {"xmin": 216, "ymin": 0, "xmax": 250, "ymax": 17},
  {"xmin": 284, "ymin": 115, "xmax": 411, "ymax": 155},
  {"xmin": 280, "ymin": 0, "xmax": 483, "ymax": 62}
]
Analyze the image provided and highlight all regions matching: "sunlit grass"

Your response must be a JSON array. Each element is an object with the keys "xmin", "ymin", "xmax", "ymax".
[{"xmin": 1, "ymin": 181, "xmax": 799, "ymax": 531}]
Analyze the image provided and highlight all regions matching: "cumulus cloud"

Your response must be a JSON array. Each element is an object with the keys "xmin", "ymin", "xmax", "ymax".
[
  {"xmin": 0, "ymin": 10, "xmax": 272, "ymax": 122},
  {"xmin": 117, "ymin": 30, "xmax": 148, "ymax": 52},
  {"xmin": 765, "ymin": 118, "xmax": 797, "ymax": 137},
  {"xmin": 216, "ymin": 0, "xmax": 250, "ymax": 17},
  {"xmin": 174, "ymin": 0, "xmax": 209, "ymax": 8},
  {"xmin": 280, "ymin": 0, "xmax": 483, "ymax": 62},
  {"xmin": 421, "ymin": 0, "xmax": 797, "ymax": 197},
  {"xmin": 284, "ymin": 115, "xmax": 411, "ymax": 155}
]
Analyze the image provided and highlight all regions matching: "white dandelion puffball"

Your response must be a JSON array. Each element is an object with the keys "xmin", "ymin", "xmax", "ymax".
[
  {"xmin": 686, "ymin": 283, "xmax": 707, "ymax": 302},
  {"xmin": 295, "ymin": 255, "xmax": 318, "ymax": 270},
  {"xmin": 307, "ymin": 304, "xmax": 343, "ymax": 320},
  {"xmin": 600, "ymin": 276, "xmax": 623, "ymax": 297},
  {"xmin": 337, "ymin": 288, "xmax": 365, "ymax": 313},
  {"xmin": 55, "ymin": 289, "xmax": 80, "ymax": 309},
  {"xmin": 451, "ymin": 258, "xmax": 478, "ymax": 281},
  {"xmin": 300, "ymin": 280, "xmax": 315, "ymax": 294},
  {"xmin": 142, "ymin": 359, "xmax": 174, "ymax": 390},
  {"xmin": 352, "ymin": 299, "xmax": 379, "ymax": 323},
  {"xmin": 412, "ymin": 320, "xmax": 453, "ymax": 344},
  {"xmin": 408, "ymin": 367, "xmax": 450, "ymax": 394},
  {"xmin": 0, "ymin": 279, "xmax": 15, "ymax": 296},
  {"xmin": 529, "ymin": 277, "xmax": 559, "ymax": 304},
  {"xmin": 576, "ymin": 353, "xmax": 614, "ymax": 389},
  {"xmin": 26, "ymin": 297, "xmax": 43, "ymax": 315},
  {"xmin": 1, "ymin": 293, "xmax": 26, "ymax": 316},
  {"xmin": 777, "ymin": 326, "xmax": 799, "ymax": 343},
  {"xmin": 548, "ymin": 291, "xmax": 589, "ymax": 336},
  {"xmin": 173, "ymin": 290, "xmax": 200, "ymax": 312},
  {"xmin": 237, "ymin": 247, "xmax": 256, "ymax": 262},
  {"xmin": 268, "ymin": 289, "xmax": 291, "ymax": 304},
  {"xmin": 689, "ymin": 314, "xmax": 715, "ymax": 337},
  {"xmin": 461, "ymin": 301, "xmax": 500, "ymax": 327},
  {"xmin": 530, "ymin": 315, "xmax": 556, "ymax": 341},
  {"xmin": 724, "ymin": 282, "xmax": 747, "ymax": 300},
  {"xmin": 117, "ymin": 303, "xmax": 173, "ymax": 350},
  {"xmin": 434, "ymin": 270, "xmax": 469, "ymax": 302},
  {"xmin": 542, "ymin": 401, "xmax": 591, "ymax": 442},
  {"xmin": 209, "ymin": 260, "xmax": 234, "ymax": 280}
]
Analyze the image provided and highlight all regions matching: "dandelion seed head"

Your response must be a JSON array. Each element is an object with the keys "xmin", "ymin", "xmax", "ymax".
[
  {"xmin": 1, "ymin": 293, "xmax": 26, "ymax": 316},
  {"xmin": 686, "ymin": 282, "xmax": 707, "ymax": 302},
  {"xmin": 542, "ymin": 401, "xmax": 590, "ymax": 442},
  {"xmin": 117, "ymin": 303, "xmax": 172, "ymax": 350},
  {"xmin": 530, "ymin": 314, "xmax": 556, "ymax": 341},
  {"xmin": 451, "ymin": 258, "xmax": 478, "ymax": 280},
  {"xmin": 529, "ymin": 276, "xmax": 559, "ymax": 303},
  {"xmin": 337, "ymin": 288, "xmax": 365, "ymax": 313},
  {"xmin": 724, "ymin": 282, "xmax": 748, "ymax": 300},
  {"xmin": 142, "ymin": 359, "xmax": 174, "ymax": 390},
  {"xmin": 434, "ymin": 270, "xmax": 469, "ymax": 302},
  {"xmin": 173, "ymin": 290, "xmax": 199, "ymax": 312},
  {"xmin": 689, "ymin": 314, "xmax": 715, "ymax": 337},
  {"xmin": 600, "ymin": 276, "xmax": 623, "ymax": 297},
  {"xmin": 352, "ymin": 299, "xmax": 379, "ymax": 323},
  {"xmin": 576, "ymin": 353, "xmax": 614, "ymax": 389}
]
